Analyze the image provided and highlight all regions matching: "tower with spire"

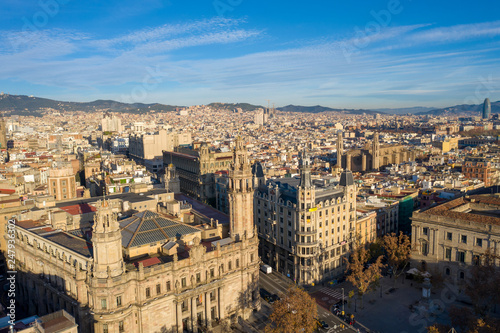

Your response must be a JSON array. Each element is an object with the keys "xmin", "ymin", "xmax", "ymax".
[
  {"xmin": 91, "ymin": 200, "xmax": 124, "ymax": 279},
  {"xmin": 297, "ymin": 149, "xmax": 315, "ymax": 210},
  {"xmin": 372, "ymin": 133, "xmax": 380, "ymax": 170},
  {"xmin": 164, "ymin": 163, "xmax": 180, "ymax": 193},
  {"xmin": 228, "ymin": 137, "xmax": 254, "ymax": 241},
  {"xmin": 336, "ymin": 130, "xmax": 343, "ymax": 169}
]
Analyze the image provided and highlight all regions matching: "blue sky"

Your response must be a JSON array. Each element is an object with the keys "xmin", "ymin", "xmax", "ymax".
[{"xmin": 1, "ymin": 0, "xmax": 500, "ymax": 109}]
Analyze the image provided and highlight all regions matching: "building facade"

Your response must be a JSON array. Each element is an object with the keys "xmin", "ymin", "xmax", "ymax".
[
  {"xmin": 463, "ymin": 156, "xmax": 499, "ymax": 187},
  {"xmin": 129, "ymin": 130, "xmax": 192, "ymax": 173},
  {"xmin": 255, "ymin": 152, "xmax": 357, "ymax": 285},
  {"xmin": 13, "ymin": 139, "xmax": 260, "ymax": 333},
  {"xmin": 48, "ymin": 167, "xmax": 77, "ymax": 201},
  {"xmin": 163, "ymin": 143, "xmax": 232, "ymax": 206},
  {"xmin": 338, "ymin": 133, "xmax": 416, "ymax": 172},
  {"xmin": 101, "ymin": 113, "xmax": 122, "ymax": 133},
  {"xmin": 411, "ymin": 195, "xmax": 500, "ymax": 284}
]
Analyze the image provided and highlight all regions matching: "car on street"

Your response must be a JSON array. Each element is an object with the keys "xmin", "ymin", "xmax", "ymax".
[
  {"xmin": 333, "ymin": 299, "xmax": 347, "ymax": 308},
  {"xmin": 260, "ymin": 288, "xmax": 272, "ymax": 299},
  {"xmin": 316, "ymin": 319, "xmax": 329, "ymax": 329},
  {"xmin": 269, "ymin": 294, "xmax": 280, "ymax": 303}
]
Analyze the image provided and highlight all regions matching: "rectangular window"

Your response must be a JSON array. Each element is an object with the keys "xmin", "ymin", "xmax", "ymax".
[
  {"xmin": 101, "ymin": 299, "xmax": 107, "ymax": 310},
  {"xmin": 182, "ymin": 300, "xmax": 188, "ymax": 312},
  {"xmin": 156, "ymin": 284, "xmax": 161, "ymax": 295},
  {"xmin": 116, "ymin": 296, "xmax": 122, "ymax": 307},
  {"xmin": 461, "ymin": 235, "xmax": 467, "ymax": 244},
  {"xmin": 166, "ymin": 281, "xmax": 171, "ymax": 291},
  {"xmin": 446, "ymin": 232, "xmax": 452, "ymax": 241},
  {"xmin": 210, "ymin": 268, "xmax": 215, "ymax": 278},
  {"xmin": 422, "ymin": 243, "xmax": 428, "ymax": 256},
  {"xmin": 146, "ymin": 287, "xmax": 151, "ymax": 298},
  {"xmin": 196, "ymin": 273, "xmax": 201, "ymax": 283},
  {"xmin": 228, "ymin": 261, "xmax": 232, "ymax": 270},
  {"xmin": 445, "ymin": 248, "xmax": 451, "ymax": 260},
  {"xmin": 457, "ymin": 251, "xmax": 465, "ymax": 263},
  {"xmin": 103, "ymin": 324, "xmax": 108, "ymax": 333},
  {"xmin": 423, "ymin": 227, "xmax": 428, "ymax": 236},
  {"xmin": 119, "ymin": 321, "xmax": 124, "ymax": 332},
  {"xmin": 476, "ymin": 238, "xmax": 482, "ymax": 247},
  {"xmin": 181, "ymin": 278, "xmax": 186, "ymax": 287}
]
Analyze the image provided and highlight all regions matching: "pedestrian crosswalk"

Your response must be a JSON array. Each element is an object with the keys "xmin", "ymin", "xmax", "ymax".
[
  {"xmin": 325, "ymin": 324, "xmax": 350, "ymax": 332},
  {"xmin": 319, "ymin": 287, "xmax": 345, "ymax": 300}
]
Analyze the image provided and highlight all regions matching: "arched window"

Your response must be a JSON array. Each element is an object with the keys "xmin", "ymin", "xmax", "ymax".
[{"xmin": 445, "ymin": 268, "xmax": 450, "ymax": 276}]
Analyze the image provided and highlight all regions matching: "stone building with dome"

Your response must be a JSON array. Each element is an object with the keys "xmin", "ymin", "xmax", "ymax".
[{"xmin": 12, "ymin": 138, "xmax": 260, "ymax": 333}]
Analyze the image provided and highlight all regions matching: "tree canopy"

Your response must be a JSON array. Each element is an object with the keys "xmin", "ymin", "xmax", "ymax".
[{"xmin": 266, "ymin": 286, "xmax": 318, "ymax": 333}]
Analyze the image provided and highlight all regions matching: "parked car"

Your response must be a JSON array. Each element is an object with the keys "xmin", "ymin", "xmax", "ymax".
[
  {"xmin": 316, "ymin": 319, "xmax": 329, "ymax": 329},
  {"xmin": 260, "ymin": 288, "xmax": 272, "ymax": 299},
  {"xmin": 333, "ymin": 299, "xmax": 347, "ymax": 308},
  {"xmin": 270, "ymin": 294, "xmax": 280, "ymax": 303}
]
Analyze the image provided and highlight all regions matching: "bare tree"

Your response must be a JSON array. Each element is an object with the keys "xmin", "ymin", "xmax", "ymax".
[
  {"xmin": 448, "ymin": 305, "xmax": 500, "ymax": 333},
  {"xmin": 465, "ymin": 249, "xmax": 500, "ymax": 316},
  {"xmin": 266, "ymin": 286, "xmax": 318, "ymax": 333},
  {"xmin": 345, "ymin": 245, "xmax": 384, "ymax": 309},
  {"xmin": 383, "ymin": 232, "xmax": 411, "ymax": 286}
]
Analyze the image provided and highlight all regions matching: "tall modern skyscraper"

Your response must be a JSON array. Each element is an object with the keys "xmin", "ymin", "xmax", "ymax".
[{"xmin": 483, "ymin": 98, "xmax": 491, "ymax": 119}]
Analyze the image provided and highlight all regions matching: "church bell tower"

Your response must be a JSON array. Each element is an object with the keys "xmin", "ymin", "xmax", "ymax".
[
  {"xmin": 372, "ymin": 133, "xmax": 380, "ymax": 170},
  {"xmin": 91, "ymin": 200, "xmax": 124, "ymax": 278},
  {"xmin": 228, "ymin": 137, "xmax": 254, "ymax": 241}
]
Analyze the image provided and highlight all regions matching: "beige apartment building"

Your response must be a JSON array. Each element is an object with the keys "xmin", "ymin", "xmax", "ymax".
[
  {"xmin": 254, "ymin": 151, "xmax": 358, "ymax": 285},
  {"xmin": 48, "ymin": 167, "xmax": 77, "ymax": 201},
  {"xmin": 13, "ymin": 138, "xmax": 260, "ymax": 333},
  {"xmin": 355, "ymin": 210, "xmax": 377, "ymax": 245},
  {"xmin": 411, "ymin": 195, "xmax": 500, "ymax": 284},
  {"xmin": 129, "ymin": 130, "xmax": 192, "ymax": 173}
]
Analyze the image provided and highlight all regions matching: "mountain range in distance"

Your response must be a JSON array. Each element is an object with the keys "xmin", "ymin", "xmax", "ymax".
[{"xmin": 0, "ymin": 93, "xmax": 498, "ymax": 117}]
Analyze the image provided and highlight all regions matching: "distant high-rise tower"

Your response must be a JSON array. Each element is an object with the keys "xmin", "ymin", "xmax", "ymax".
[
  {"xmin": 483, "ymin": 98, "xmax": 491, "ymax": 119},
  {"xmin": 0, "ymin": 115, "xmax": 6, "ymax": 149}
]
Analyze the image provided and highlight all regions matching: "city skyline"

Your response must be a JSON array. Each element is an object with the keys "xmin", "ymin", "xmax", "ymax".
[{"xmin": 1, "ymin": 0, "xmax": 500, "ymax": 108}]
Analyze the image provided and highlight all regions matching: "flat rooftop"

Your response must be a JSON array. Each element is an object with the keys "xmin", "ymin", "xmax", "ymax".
[{"xmin": 175, "ymin": 193, "xmax": 229, "ymax": 225}]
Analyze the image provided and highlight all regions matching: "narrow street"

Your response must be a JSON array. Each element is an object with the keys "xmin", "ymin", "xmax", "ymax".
[{"xmin": 257, "ymin": 271, "xmax": 359, "ymax": 333}]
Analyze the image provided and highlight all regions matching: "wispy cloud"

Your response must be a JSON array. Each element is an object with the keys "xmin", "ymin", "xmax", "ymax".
[
  {"xmin": 0, "ymin": 19, "xmax": 499, "ymax": 108},
  {"xmin": 410, "ymin": 20, "xmax": 500, "ymax": 43}
]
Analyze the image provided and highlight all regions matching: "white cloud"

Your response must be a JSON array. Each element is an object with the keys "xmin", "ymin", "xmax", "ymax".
[{"xmin": 0, "ymin": 20, "xmax": 499, "ymax": 108}]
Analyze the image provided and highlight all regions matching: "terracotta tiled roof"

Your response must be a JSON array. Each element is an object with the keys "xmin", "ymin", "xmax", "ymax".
[
  {"xmin": 134, "ymin": 257, "xmax": 161, "ymax": 268},
  {"xmin": 59, "ymin": 203, "xmax": 97, "ymax": 215},
  {"xmin": 424, "ymin": 196, "xmax": 500, "ymax": 226}
]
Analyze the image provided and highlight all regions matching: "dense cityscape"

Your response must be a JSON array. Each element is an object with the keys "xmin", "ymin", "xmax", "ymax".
[{"xmin": 1, "ymin": 1, "xmax": 500, "ymax": 333}]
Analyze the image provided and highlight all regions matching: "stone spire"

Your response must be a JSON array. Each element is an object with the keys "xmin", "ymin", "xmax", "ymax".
[{"xmin": 228, "ymin": 137, "xmax": 254, "ymax": 241}]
